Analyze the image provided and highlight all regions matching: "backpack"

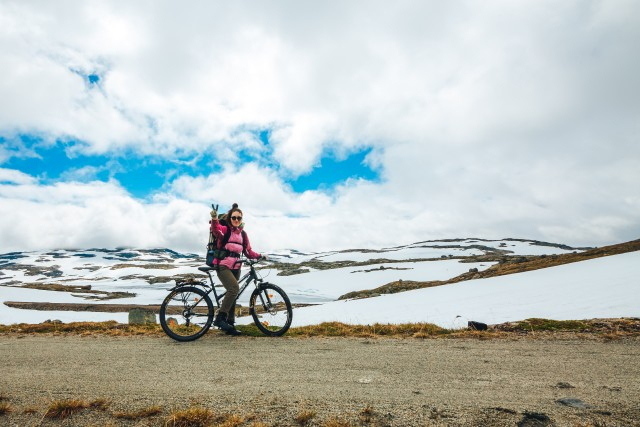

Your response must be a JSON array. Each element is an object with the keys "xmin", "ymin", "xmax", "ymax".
[{"xmin": 205, "ymin": 205, "xmax": 248, "ymax": 267}]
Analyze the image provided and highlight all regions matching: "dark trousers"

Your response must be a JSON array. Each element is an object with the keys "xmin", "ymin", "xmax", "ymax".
[{"xmin": 216, "ymin": 266, "xmax": 240, "ymax": 322}]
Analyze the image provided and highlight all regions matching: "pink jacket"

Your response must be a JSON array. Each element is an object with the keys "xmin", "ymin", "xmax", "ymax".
[{"xmin": 210, "ymin": 221, "xmax": 261, "ymax": 270}]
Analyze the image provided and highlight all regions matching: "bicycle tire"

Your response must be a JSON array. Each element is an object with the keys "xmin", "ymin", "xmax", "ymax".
[
  {"xmin": 249, "ymin": 283, "xmax": 292, "ymax": 336},
  {"xmin": 160, "ymin": 286, "xmax": 214, "ymax": 341}
]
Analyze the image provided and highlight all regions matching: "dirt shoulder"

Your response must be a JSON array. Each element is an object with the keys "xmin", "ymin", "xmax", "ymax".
[{"xmin": 1, "ymin": 334, "xmax": 639, "ymax": 426}]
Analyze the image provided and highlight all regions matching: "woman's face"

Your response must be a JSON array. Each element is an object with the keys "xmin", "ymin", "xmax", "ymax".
[{"xmin": 230, "ymin": 211, "xmax": 243, "ymax": 226}]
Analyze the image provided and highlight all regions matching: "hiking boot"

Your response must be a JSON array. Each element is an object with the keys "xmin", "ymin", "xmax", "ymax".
[
  {"xmin": 225, "ymin": 318, "xmax": 242, "ymax": 336},
  {"xmin": 213, "ymin": 312, "xmax": 241, "ymax": 336}
]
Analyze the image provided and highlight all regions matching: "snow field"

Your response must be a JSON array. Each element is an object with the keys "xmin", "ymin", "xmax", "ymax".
[
  {"xmin": 288, "ymin": 251, "xmax": 640, "ymax": 329},
  {"xmin": 2, "ymin": 240, "xmax": 635, "ymax": 328}
]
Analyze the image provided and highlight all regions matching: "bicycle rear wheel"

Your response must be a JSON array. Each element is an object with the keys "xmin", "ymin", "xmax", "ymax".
[
  {"xmin": 250, "ymin": 283, "xmax": 292, "ymax": 336},
  {"xmin": 160, "ymin": 286, "xmax": 214, "ymax": 341}
]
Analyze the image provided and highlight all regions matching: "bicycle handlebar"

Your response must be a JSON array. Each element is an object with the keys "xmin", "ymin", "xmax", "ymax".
[{"xmin": 241, "ymin": 257, "xmax": 265, "ymax": 267}]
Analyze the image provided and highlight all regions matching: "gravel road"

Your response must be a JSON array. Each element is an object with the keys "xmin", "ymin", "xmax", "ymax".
[{"xmin": 2, "ymin": 335, "xmax": 639, "ymax": 426}]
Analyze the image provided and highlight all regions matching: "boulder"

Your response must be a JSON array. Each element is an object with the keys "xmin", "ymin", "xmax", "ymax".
[
  {"xmin": 128, "ymin": 308, "xmax": 157, "ymax": 325},
  {"xmin": 468, "ymin": 321, "xmax": 488, "ymax": 331}
]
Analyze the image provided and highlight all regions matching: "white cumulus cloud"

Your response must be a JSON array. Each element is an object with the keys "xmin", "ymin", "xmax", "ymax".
[{"xmin": 0, "ymin": 0, "xmax": 639, "ymax": 252}]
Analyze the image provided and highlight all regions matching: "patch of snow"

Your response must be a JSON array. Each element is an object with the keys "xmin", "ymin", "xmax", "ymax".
[
  {"xmin": 290, "ymin": 251, "xmax": 640, "ymax": 329},
  {"xmin": 0, "ymin": 243, "xmax": 633, "ymax": 327},
  {"xmin": 261, "ymin": 260, "xmax": 492, "ymax": 301}
]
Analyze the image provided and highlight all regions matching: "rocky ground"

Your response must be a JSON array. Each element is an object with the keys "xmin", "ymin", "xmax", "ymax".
[{"xmin": 1, "ymin": 334, "xmax": 639, "ymax": 426}]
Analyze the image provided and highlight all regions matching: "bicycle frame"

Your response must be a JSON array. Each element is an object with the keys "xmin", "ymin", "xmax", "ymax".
[
  {"xmin": 171, "ymin": 259, "xmax": 263, "ymax": 310},
  {"xmin": 207, "ymin": 267, "xmax": 256, "ymax": 307}
]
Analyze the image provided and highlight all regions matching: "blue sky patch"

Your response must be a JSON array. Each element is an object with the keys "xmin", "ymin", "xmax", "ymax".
[
  {"xmin": 254, "ymin": 129, "xmax": 381, "ymax": 192},
  {"xmin": 2, "ymin": 136, "xmax": 223, "ymax": 198},
  {"xmin": 289, "ymin": 148, "xmax": 380, "ymax": 192},
  {"xmin": 68, "ymin": 68, "xmax": 101, "ymax": 87},
  {"xmin": 2, "ymin": 134, "xmax": 381, "ymax": 197}
]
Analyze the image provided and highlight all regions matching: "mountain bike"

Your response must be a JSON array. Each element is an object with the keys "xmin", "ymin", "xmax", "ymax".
[{"xmin": 159, "ymin": 258, "xmax": 292, "ymax": 341}]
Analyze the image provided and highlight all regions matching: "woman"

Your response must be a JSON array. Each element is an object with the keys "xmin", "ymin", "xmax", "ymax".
[{"xmin": 210, "ymin": 203, "xmax": 263, "ymax": 336}]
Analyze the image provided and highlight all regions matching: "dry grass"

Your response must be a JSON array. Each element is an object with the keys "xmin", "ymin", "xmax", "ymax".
[
  {"xmin": 2, "ymin": 318, "xmax": 639, "ymax": 340},
  {"xmin": 89, "ymin": 398, "xmax": 111, "ymax": 411},
  {"xmin": 217, "ymin": 414, "xmax": 246, "ymax": 427},
  {"xmin": 0, "ymin": 402, "xmax": 12, "ymax": 416},
  {"xmin": 165, "ymin": 406, "xmax": 216, "ymax": 427},
  {"xmin": 296, "ymin": 409, "xmax": 317, "ymax": 425},
  {"xmin": 288, "ymin": 318, "xmax": 640, "ymax": 339},
  {"xmin": 163, "ymin": 406, "xmax": 255, "ymax": 427},
  {"xmin": 359, "ymin": 405, "xmax": 375, "ymax": 423},
  {"xmin": 2, "ymin": 395, "xmax": 630, "ymax": 426},
  {"xmin": 44, "ymin": 399, "xmax": 90, "ymax": 419},
  {"xmin": 288, "ymin": 322, "xmax": 450, "ymax": 338},
  {"xmin": 0, "ymin": 319, "xmax": 439, "ymax": 339},
  {"xmin": 0, "ymin": 319, "xmax": 460, "ymax": 339},
  {"xmin": 113, "ymin": 405, "xmax": 162, "ymax": 420},
  {"xmin": 494, "ymin": 318, "xmax": 640, "ymax": 336},
  {"xmin": 0, "ymin": 320, "xmax": 164, "ymax": 336},
  {"xmin": 44, "ymin": 398, "xmax": 110, "ymax": 419}
]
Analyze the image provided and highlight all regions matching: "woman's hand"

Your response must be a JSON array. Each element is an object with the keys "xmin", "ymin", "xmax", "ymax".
[{"xmin": 210, "ymin": 204, "xmax": 219, "ymax": 221}]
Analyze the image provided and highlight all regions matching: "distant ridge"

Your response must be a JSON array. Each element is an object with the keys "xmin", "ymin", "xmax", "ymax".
[{"xmin": 339, "ymin": 239, "xmax": 640, "ymax": 300}]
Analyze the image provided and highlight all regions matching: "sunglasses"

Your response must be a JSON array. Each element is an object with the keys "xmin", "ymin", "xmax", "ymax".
[{"xmin": 230, "ymin": 216, "xmax": 243, "ymax": 221}]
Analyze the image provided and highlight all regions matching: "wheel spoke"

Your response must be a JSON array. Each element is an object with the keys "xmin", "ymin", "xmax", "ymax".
[
  {"xmin": 160, "ymin": 286, "xmax": 214, "ymax": 341},
  {"xmin": 251, "ymin": 284, "xmax": 292, "ymax": 336}
]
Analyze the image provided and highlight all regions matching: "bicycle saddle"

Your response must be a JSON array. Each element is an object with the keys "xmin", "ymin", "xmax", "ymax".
[{"xmin": 198, "ymin": 266, "xmax": 215, "ymax": 272}]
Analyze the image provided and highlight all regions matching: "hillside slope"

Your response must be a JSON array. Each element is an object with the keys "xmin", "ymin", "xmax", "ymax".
[
  {"xmin": 287, "ymin": 249, "xmax": 640, "ymax": 329},
  {"xmin": 339, "ymin": 239, "xmax": 640, "ymax": 299}
]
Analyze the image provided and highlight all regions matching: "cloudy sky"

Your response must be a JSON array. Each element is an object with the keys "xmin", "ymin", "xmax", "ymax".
[{"xmin": 1, "ymin": 0, "xmax": 639, "ymax": 254}]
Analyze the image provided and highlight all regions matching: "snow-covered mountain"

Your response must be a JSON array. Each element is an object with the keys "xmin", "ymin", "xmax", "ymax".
[{"xmin": 1, "ymin": 238, "xmax": 637, "ymax": 327}]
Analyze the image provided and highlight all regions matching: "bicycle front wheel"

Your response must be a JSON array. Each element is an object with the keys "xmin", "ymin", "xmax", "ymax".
[
  {"xmin": 160, "ymin": 286, "xmax": 214, "ymax": 341},
  {"xmin": 250, "ymin": 283, "xmax": 292, "ymax": 336}
]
